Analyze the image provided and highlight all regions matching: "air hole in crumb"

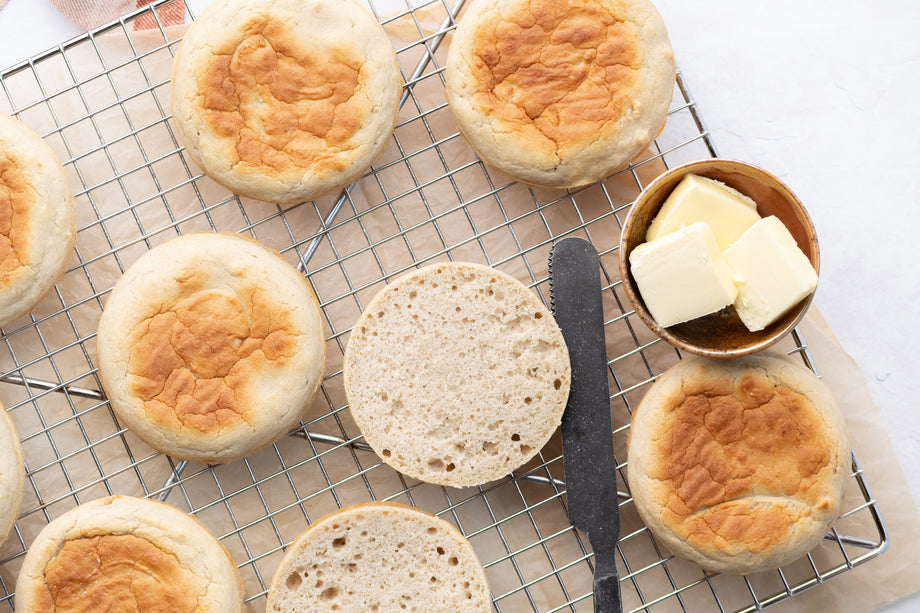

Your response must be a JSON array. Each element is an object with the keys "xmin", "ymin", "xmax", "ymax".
[
  {"xmin": 333, "ymin": 537, "xmax": 346, "ymax": 548},
  {"xmin": 520, "ymin": 444, "xmax": 533, "ymax": 455},
  {"xmin": 553, "ymin": 378, "xmax": 562, "ymax": 390},
  {"xmin": 428, "ymin": 459, "xmax": 445, "ymax": 471},
  {"xmin": 482, "ymin": 441, "xmax": 497, "ymax": 454},
  {"xmin": 445, "ymin": 463, "xmax": 455, "ymax": 472},
  {"xmin": 346, "ymin": 563, "xmax": 357, "ymax": 573},
  {"xmin": 429, "ymin": 576, "xmax": 438, "ymax": 583},
  {"xmin": 427, "ymin": 527, "xmax": 437, "ymax": 534},
  {"xmin": 436, "ymin": 546, "xmax": 445, "ymax": 555},
  {"xmin": 534, "ymin": 312, "xmax": 543, "ymax": 319},
  {"xmin": 524, "ymin": 397, "xmax": 532, "ymax": 404},
  {"xmin": 320, "ymin": 587, "xmax": 339, "ymax": 600},
  {"xmin": 285, "ymin": 573, "xmax": 302, "ymax": 590},
  {"xmin": 455, "ymin": 306, "xmax": 461, "ymax": 312},
  {"xmin": 449, "ymin": 556, "xmax": 459, "ymax": 566},
  {"xmin": 381, "ymin": 449, "xmax": 391, "ymax": 458},
  {"xmin": 511, "ymin": 433, "xmax": 520, "ymax": 441}
]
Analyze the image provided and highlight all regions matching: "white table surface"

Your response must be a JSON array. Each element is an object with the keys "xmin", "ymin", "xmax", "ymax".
[{"xmin": 1, "ymin": 0, "xmax": 918, "ymax": 610}]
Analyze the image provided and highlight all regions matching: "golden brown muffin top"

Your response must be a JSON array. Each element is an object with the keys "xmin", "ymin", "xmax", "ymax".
[
  {"xmin": 468, "ymin": 0, "xmax": 639, "ymax": 156},
  {"xmin": 0, "ymin": 153, "xmax": 30, "ymax": 279},
  {"xmin": 126, "ymin": 271, "xmax": 299, "ymax": 434},
  {"xmin": 35, "ymin": 534, "xmax": 201, "ymax": 612},
  {"xmin": 649, "ymin": 367, "xmax": 833, "ymax": 553},
  {"xmin": 196, "ymin": 15, "xmax": 366, "ymax": 179}
]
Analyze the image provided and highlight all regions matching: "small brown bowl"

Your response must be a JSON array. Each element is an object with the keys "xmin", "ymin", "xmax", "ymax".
[{"xmin": 618, "ymin": 158, "xmax": 820, "ymax": 358}]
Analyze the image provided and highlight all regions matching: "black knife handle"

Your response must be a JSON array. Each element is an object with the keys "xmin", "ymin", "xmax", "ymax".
[{"xmin": 593, "ymin": 553, "xmax": 622, "ymax": 613}]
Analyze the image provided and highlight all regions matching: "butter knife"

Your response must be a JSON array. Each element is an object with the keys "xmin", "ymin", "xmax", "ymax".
[{"xmin": 549, "ymin": 237, "xmax": 622, "ymax": 613}]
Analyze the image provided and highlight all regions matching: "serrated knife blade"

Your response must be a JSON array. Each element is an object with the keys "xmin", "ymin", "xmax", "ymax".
[{"xmin": 549, "ymin": 237, "xmax": 621, "ymax": 613}]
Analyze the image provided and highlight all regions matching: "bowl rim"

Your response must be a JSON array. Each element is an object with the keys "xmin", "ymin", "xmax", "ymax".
[{"xmin": 617, "ymin": 158, "xmax": 820, "ymax": 358}]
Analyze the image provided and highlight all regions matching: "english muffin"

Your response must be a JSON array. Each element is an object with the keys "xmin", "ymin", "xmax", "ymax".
[
  {"xmin": 627, "ymin": 353, "xmax": 851, "ymax": 575},
  {"xmin": 267, "ymin": 501, "xmax": 491, "ymax": 611},
  {"xmin": 0, "ymin": 112, "xmax": 76, "ymax": 328},
  {"xmin": 445, "ymin": 0, "xmax": 674, "ymax": 188},
  {"xmin": 96, "ymin": 232, "xmax": 326, "ymax": 464},
  {"xmin": 170, "ymin": 0, "xmax": 403, "ymax": 204},
  {"xmin": 0, "ymin": 405, "xmax": 24, "ymax": 545},
  {"xmin": 344, "ymin": 262, "xmax": 570, "ymax": 488},
  {"xmin": 15, "ymin": 496, "xmax": 243, "ymax": 612}
]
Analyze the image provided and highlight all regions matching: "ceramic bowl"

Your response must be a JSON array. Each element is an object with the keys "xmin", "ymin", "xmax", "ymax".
[{"xmin": 618, "ymin": 158, "xmax": 820, "ymax": 358}]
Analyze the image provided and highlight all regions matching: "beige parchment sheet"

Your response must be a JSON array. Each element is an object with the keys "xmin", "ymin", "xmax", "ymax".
[{"xmin": 1, "ymin": 6, "xmax": 919, "ymax": 612}]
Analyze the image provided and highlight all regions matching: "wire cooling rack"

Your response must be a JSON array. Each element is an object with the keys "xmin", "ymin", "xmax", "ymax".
[{"xmin": 0, "ymin": 0, "xmax": 888, "ymax": 611}]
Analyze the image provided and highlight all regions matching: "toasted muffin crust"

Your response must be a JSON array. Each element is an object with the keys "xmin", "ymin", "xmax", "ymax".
[
  {"xmin": 0, "ymin": 152, "xmax": 31, "ymax": 277},
  {"xmin": 35, "ymin": 535, "xmax": 202, "ymax": 612},
  {"xmin": 15, "ymin": 496, "xmax": 243, "ymax": 613},
  {"xmin": 97, "ymin": 232, "xmax": 326, "ymax": 464},
  {"xmin": 627, "ymin": 354, "xmax": 850, "ymax": 574},
  {"xmin": 468, "ymin": 0, "xmax": 640, "ymax": 157},
  {"xmin": 171, "ymin": 0, "xmax": 402, "ymax": 204},
  {"xmin": 446, "ymin": 0, "xmax": 674, "ymax": 188},
  {"xmin": 126, "ymin": 277, "xmax": 299, "ymax": 435},
  {"xmin": 0, "ymin": 112, "xmax": 76, "ymax": 328}
]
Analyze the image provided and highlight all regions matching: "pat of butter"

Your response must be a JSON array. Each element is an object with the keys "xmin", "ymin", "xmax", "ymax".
[
  {"xmin": 646, "ymin": 174, "xmax": 761, "ymax": 251},
  {"xmin": 629, "ymin": 222, "xmax": 738, "ymax": 328},
  {"xmin": 722, "ymin": 215, "xmax": 818, "ymax": 332}
]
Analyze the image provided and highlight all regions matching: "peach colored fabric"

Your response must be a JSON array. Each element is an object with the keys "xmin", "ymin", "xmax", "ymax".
[{"xmin": 50, "ymin": 0, "xmax": 184, "ymax": 30}]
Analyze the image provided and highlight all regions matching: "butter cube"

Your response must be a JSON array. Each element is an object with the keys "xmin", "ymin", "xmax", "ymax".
[
  {"xmin": 629, "ymin": 222, "xmax": 738, "ymax": 328},
  {"xmin": 647, "ymin": 174, "xmax": 761, "ymax": 251},
  {"xmin": 722, "ymin": 215, "xmax": 818, "ymax": 332}
]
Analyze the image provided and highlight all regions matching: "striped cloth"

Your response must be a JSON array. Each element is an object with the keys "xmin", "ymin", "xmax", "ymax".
[{"xmin": 50, "ymin": 0, "xmax": 186, "ymax": 30}]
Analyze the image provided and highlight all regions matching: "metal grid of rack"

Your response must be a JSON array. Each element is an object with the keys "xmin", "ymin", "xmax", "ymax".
[{"xmin": 0, "ymin": 0, "xmax": 887, "ymax": 610}]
